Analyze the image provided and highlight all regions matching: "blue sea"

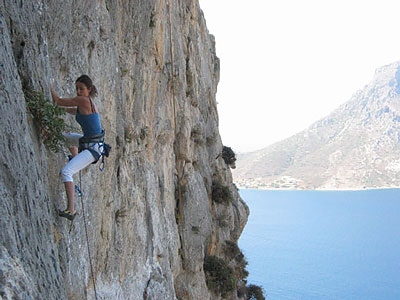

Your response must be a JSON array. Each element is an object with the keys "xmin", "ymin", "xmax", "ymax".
[{"xmin": 238, "ymin": 189, "xmax": 400, "ymax": 300}]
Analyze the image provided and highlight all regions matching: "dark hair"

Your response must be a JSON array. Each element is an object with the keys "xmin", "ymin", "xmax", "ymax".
[{"xmin": 76, "ymin": 75, "xmax": 98, "ymax": 97}]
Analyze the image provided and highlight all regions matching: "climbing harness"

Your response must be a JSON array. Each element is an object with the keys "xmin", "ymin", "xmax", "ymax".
[
  {"xmin": 98, "ymin": 142, "xmax": 111, "ymax": 172},
  {"xmin": 78, "ymin": 131, "xmax": 104, "ymax": 162},
  {"xmin": 77, "ymin": 171, "xmax": 99, "ymax": 300},
  {"xmin": 78, "ymin": 130, "xmax": 111, "ymax": 171}
]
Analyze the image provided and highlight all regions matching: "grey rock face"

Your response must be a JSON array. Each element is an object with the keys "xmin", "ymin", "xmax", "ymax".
[{"xmin": 0, "ymin": 1, "xmax": 248, "ymax": 299}]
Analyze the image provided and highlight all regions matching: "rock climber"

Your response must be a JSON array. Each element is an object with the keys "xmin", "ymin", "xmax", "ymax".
[{"xmin": 50, "ymin": 75, "xmax": 104, "ymax": 220}]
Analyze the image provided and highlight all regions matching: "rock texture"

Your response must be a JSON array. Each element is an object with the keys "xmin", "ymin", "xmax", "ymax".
[
  {"xmin": 233, "ymin": 62, "xmax": 400, "ymax": 190},
  {"xmin": 0, "ymin": 1, "xmax": 248, "ymax": 299}
]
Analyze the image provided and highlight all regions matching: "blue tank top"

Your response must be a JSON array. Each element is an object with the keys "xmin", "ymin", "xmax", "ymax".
[{"xmin": 75, "ymin": 99, "xmax": 102, "ymax": 137}]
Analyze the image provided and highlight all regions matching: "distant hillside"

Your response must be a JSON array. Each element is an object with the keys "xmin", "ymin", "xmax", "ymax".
[{"xmin": 233, "ymin": 62, "xmax": 400, "ymax": 189}]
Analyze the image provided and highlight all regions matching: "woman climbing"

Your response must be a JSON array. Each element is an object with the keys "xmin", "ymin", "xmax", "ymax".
[{"xmin": 50, "ymin": 75, "xmax": 104, "ymax": 221}]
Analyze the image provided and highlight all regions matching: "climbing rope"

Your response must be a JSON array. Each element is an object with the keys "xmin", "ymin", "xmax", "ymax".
[{"xmin": 78, "ymin": 171, "xmax": 99, "ymax": 300}]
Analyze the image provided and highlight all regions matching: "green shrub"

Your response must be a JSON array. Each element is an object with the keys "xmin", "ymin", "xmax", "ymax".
[
  {"xmin": 235, "ymin": 251, "xmax": 249, "ymax": 281},
  {"xmin": 224, "ymin": 240, "xmax": 241, "ymax": 260},
  {"xmin": 222, "ymin": 146, "xmax": 236, "ymax": 168},
  {"xmin": 204, "ymin": 255, "xmax": 235, "ymax": 296},
  {"xmin": 211, "ymin": 180, "xmax": 233, "ymax": 205},
  {"xmin": 224, "ymin": 240, "xmax": 249, "ymax": 281},
  {"xmin": 24, "ymin": 89, "xmax": 66, "ymax": 152},
  {"xmin": 246, "ymin": 284, "xmax": 266, "ymax": 300}
]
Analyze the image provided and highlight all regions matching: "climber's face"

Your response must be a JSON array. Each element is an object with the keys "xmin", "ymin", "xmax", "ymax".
[{"xmin": 76, "ymin": 82, "xmax": 91, "ymax": 97}]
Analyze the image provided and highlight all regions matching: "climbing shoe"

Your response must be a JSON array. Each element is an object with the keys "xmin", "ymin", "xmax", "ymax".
[{"xmin": 58, "ymin": 209, "xmax": 77, "ymax": 221}]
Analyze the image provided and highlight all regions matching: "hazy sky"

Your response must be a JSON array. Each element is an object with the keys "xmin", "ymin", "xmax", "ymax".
[{"xmin": 199, "ymin": 0, "xmax": 400, "ymax": 152}]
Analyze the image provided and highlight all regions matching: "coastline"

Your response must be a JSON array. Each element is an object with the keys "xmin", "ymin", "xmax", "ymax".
[{"xmin": 236, "ymin": 185, "xmax": 400, "ymax": 192}]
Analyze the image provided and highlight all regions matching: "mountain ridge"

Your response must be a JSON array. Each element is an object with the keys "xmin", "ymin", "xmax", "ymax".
[{"xmin": 233, "ymin": 61, "xmax": 400, "ymax": 190}]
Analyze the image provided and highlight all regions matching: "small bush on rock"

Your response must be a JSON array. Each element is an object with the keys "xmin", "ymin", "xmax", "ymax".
[
  {"xmin": 222, "ymin": 146, "xmax": 236, "ymax": 168},
  {"xmin": 211, "ymin": 180, "xmax": 233, "ymax": 205},
  {"xmin": 25, "ymin": 89, "xmax": 66, "ymax": 152},
  {"xmin": 246, "ymin": 284, "xmax": 266, "ymax": 300},
  {"xmin": 204, "ymin": 255, "xmax": 235, "ymax": 297},
  {"xmin": 224, "ymin": 240, "xmax": 241, "ymax": 260}
]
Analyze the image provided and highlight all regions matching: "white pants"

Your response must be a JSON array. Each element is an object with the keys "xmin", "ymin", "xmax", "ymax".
[{"xmin": 61, "ymin": 132, "xmax": 100, "ymax": 182}]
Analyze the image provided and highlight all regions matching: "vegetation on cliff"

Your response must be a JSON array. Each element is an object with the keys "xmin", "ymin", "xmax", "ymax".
[
  {"xmin": 1, "ymin": 1, "xmax": 253, "ymax": 299},
  {"xmin": 24, "ymin": 89, "xmax": 66, "ymax": 152}
]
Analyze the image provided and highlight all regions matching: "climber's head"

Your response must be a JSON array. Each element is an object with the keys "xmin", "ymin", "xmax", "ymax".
[{"xmin": 75, "ymin": 75, "xmax": 98, "ymax": 98}]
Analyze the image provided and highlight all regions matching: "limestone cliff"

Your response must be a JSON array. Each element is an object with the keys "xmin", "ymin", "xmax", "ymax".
[
  {"xmin": 234, "ymin": 62, "xmax": 400, "ymax": 190},
  {"xmin": 0, "ymin": 1, "xmax": 249, "ymax": 299}
]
